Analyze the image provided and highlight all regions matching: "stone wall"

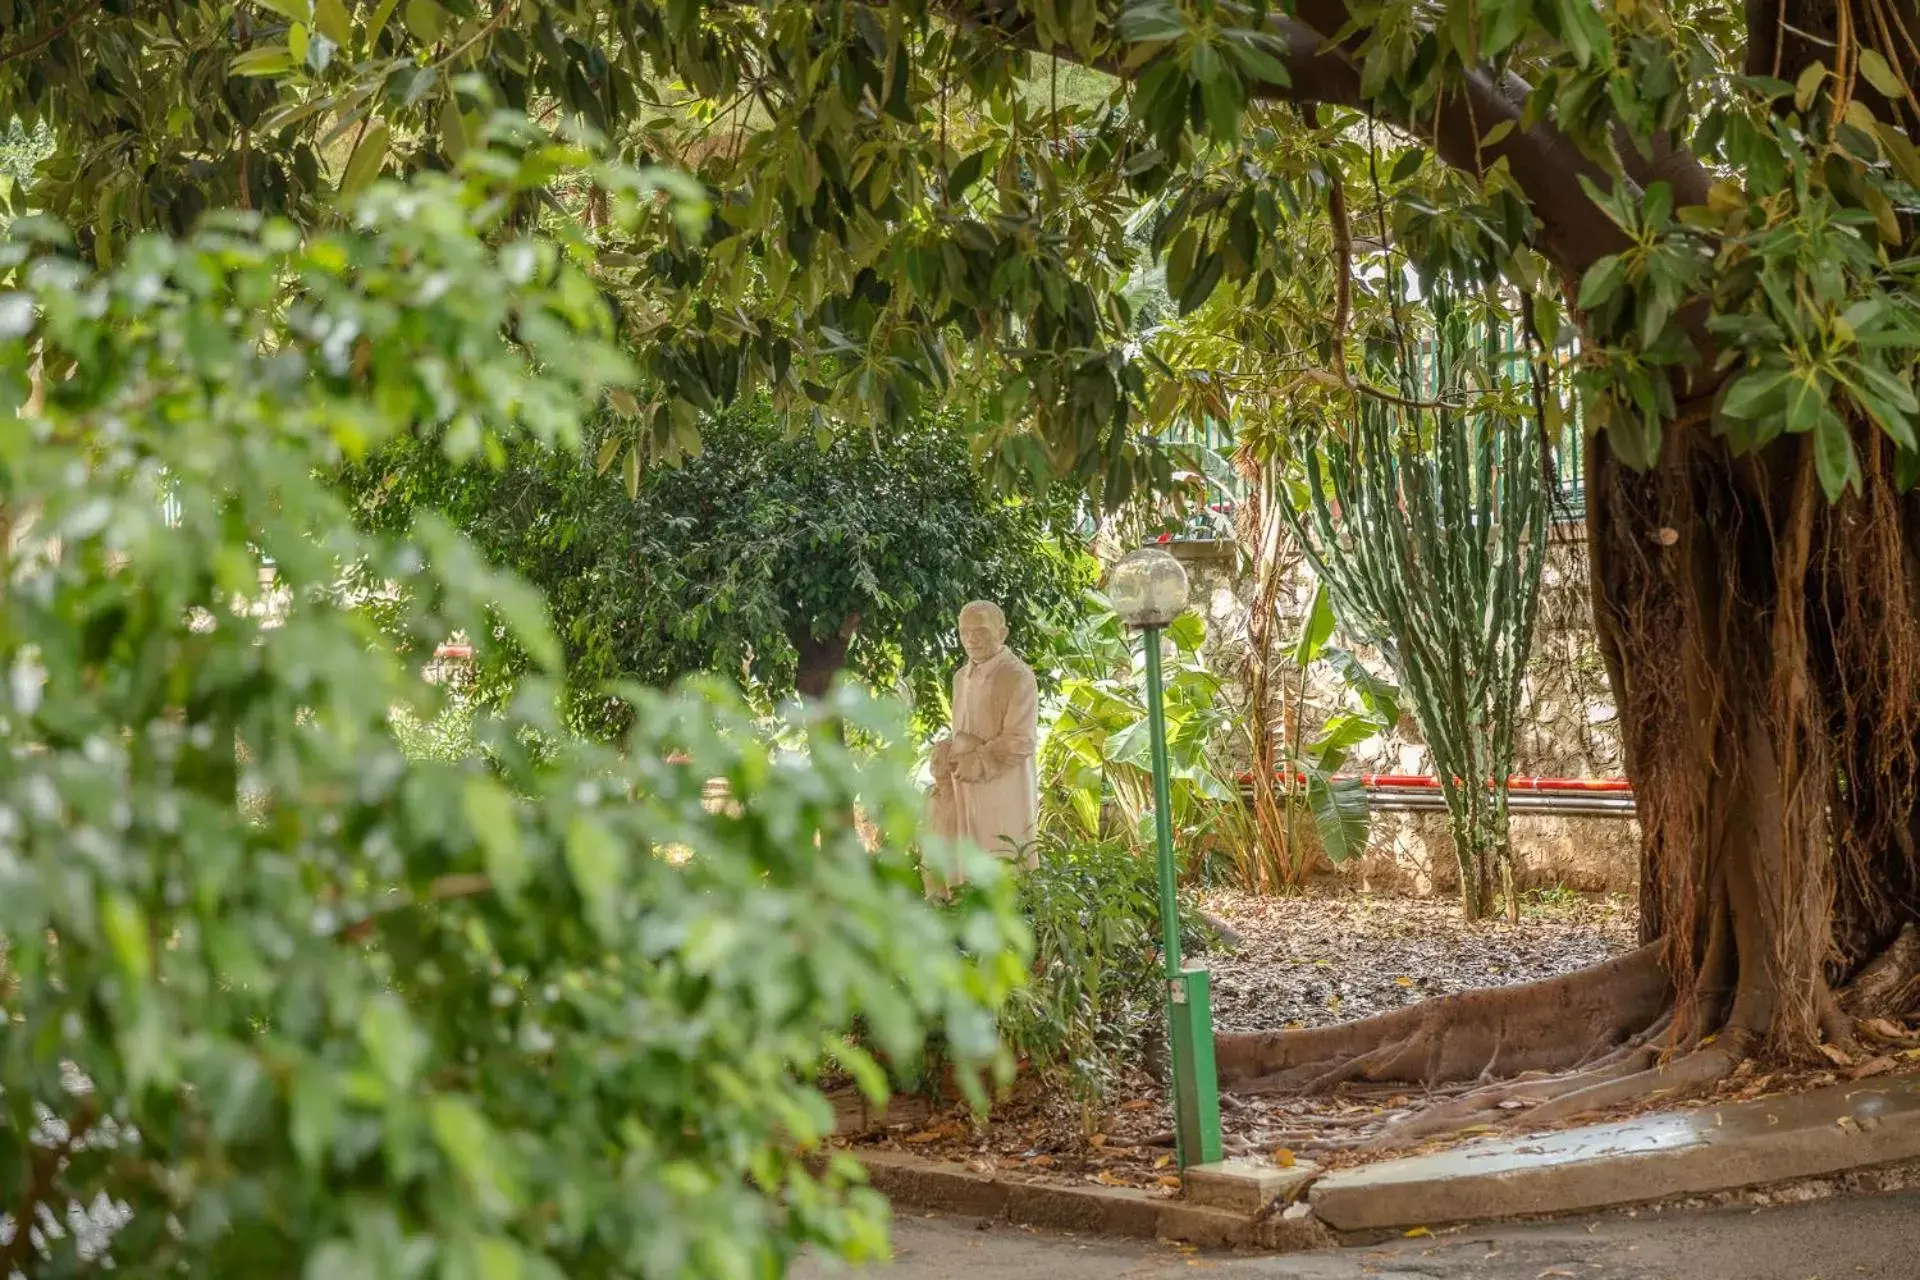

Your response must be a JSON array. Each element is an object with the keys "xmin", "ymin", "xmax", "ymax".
[{"xmin": 1171, "ymin": 520, "xmax": 1640, "ymax": 898}]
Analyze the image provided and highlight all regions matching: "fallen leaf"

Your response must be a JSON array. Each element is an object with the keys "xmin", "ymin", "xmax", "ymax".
[
  {"xmin": 1092, "ymin": 1171, "xmax": 1127, "ymax": 1187},
  {"xmin": 1273, "ymin": 1147, "xmax": 1296, "ymax": 1168},
  {"xmin": 1537, "ymin": 1271, "xmax": 1578, "ymax": 1279},
  {"xmin": 1154, "ymin": 1155, "xmax": 1172, "ymax": 1169},
  {"xmin": 1030, "ymin": 1154, "xmax": 1055, "ymax": 1168},
  {"xmin": 1121, "ymin": 1099, "xmax": 1153, "ymax": 1111},
  {"xmin": 903, "ymin": 1126, "xmax": 955, "ymax": 1145},
  {"xmin": 1851, "ymin": 1055, "xmax": 1898, "ymax": 1080},
  {"xmin": 1088, "ymin": 1133, "xmax": 1107, "ymax": 1148},
  {"xmin": 1394, "ymin": 976, "xmax": 1414, "ymax": 987},
  {"xmin": 1862, "ymin": 1017, "xmax": 1907, "ymax": 1041},
  {"xmin": 1157, "ymin": 1175, "xmax": 1182, "ymax": 1188},
  {"xmin": 1403, "ymin": 1227, "xmax": 1432, "ymax": 1238},
  {"xmin": 1818, "ymin": 1042, "xmax": 1854, "ymax": 1067}
]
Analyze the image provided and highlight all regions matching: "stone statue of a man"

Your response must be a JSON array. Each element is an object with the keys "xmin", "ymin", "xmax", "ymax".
[{"xmin": 927, "ymin": 600, "xmax": 1040, "ymax": 874}]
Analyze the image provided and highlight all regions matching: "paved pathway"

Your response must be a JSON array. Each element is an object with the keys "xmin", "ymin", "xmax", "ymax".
[{"xmin": 793, "ymin": 1191, "xmax": 1919, "ymax": 1280}]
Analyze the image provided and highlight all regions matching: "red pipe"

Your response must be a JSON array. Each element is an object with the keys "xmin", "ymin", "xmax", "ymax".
[{"xmin": 1236, "ymin": 770, "xmax": 1632, "ymax": 792}]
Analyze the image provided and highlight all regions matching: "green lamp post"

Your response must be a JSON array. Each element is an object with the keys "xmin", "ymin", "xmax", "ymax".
[{"xmin": 1109, "ymin": 546, "xmax": 1224, "ymax": 1171}]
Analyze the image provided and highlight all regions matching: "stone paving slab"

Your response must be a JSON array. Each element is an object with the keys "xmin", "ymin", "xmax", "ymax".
[
  {"xmin": 1310, "ymin": 1068, "xmax": 1920, "ymax": 1230},
  {"xmin": 854, "ymin": 1150, "xmax": 1333, "ymax": 1250}
]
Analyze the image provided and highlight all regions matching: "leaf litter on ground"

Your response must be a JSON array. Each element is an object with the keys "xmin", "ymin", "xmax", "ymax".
[{"xmin": 832, "ymin": 887, "xmax": 1657, "ymax": 1188}]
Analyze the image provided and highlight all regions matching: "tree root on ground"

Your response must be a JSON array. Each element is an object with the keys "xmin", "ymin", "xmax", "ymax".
[
  {"xmin": 1216, "ymin": 943, "xmax": 1672, "ymax": 1094},
  {"xmin": 1219, "ymin": 926, "xmax": 1920, "ymax": 1155}
]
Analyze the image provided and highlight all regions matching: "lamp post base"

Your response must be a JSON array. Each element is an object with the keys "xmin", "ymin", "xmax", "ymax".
[{"xmin": 1167, "ymin": 965, "xmax": 1225, "ymax": 1169}]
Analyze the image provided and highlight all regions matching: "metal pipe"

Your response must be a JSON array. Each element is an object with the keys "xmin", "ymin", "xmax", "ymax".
[
  {"xmin": 1142, "ymin": 627, "xmax": 1182, "ymax": 983},
  {"xmin": 1235, "ymin": 770, "xmax": 1633, "ymax": 793}
]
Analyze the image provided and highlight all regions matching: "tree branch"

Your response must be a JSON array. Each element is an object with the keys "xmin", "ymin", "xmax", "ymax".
[
  {"xmin": 0, "ymin": 0, "xmax": 102, "ymax": 68},
  {"xmin": 937, "ymin": 0, "xmax": 1696, "ymax": 283}
]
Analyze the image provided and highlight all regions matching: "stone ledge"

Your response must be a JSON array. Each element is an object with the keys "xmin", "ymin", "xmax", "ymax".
[
  {"xmin": 854, "ymin": 1150, "xmax": 1333, "ymax": 1251},
  {"xmin": 1310, "ymin": 1070, "xmax": 1920, "ymax": 1232},
  {"xmin": 1183, "ymin": 1157, "xmax": 1320, "ymax": 1214}
]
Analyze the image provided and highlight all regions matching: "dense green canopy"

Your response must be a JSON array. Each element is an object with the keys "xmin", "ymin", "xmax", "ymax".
[
  {"xmin": 10, "ymin": 0, "xmax": 1920, "ymax": 1244},
  {"xmin": 345, "ymin": 400, "xmax": 1089, "ymax": 729}
]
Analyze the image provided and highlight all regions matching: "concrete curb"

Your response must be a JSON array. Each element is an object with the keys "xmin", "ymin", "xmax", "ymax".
[
  {"xmin": 854, "ymin": 1151, "xmax": 1333, "ymax": 1251},
  {"xmin": 1311, "ymin": 1070, "xmax": 1920, "ymax": 1231}
]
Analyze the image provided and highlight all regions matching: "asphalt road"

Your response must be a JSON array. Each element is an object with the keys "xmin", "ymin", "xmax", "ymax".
[{"xmin": 791, "ymin": 1191, "xmax": 1920, "ymax": 1280}]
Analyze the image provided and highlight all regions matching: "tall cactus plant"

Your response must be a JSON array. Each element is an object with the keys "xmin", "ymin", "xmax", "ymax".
[{"xmin": 1288, "ymin": 309, "xmax": 1550, "ymax": 920}]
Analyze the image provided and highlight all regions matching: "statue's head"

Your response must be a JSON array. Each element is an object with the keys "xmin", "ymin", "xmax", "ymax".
[{"xmin": 958, "ymin": 600, "xmax": 1008, "ymax": 664}]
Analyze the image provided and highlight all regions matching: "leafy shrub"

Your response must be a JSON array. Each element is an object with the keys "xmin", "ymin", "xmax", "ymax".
[
  {"xmin": 1037, "ymin": 599, "xmax": 1250, "ymax": 883},
  {"xmin": 0, "ymin": 127, "xmax": 1023, "ymax": 1278},
  {"xmin": 343, "ymin": 401, "xmax": 1091, "ymax": 738},
  {"xmin": 999, "ymin": 832, "xmax": 1199, "ymax": 1101}
]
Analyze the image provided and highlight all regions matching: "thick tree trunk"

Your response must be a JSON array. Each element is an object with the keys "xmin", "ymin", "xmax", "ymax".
[
  {"xmin": 789, "ymin": 612, "xmax": 860, "ymax": 700},
  {"xmin": 1216, "ymin": 416, "xmax": 1920, "ymax": 1125},
  {"xmin": 1590, "ymin": 419, "xmax": 1920, "ymax": 1060}
]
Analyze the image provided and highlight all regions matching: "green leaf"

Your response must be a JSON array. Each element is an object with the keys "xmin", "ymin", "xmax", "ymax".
[
  {"xmin": 1784, "ymin": 373, "xmax": 1827, "ymax": 434},
  {"xmin": 1305, "ymin": 770, "xmax": 1369, "ymax": 864},
  {"xmin": 1814, "ymin": 410, "xmax": 1860, "ymax": 499},
  {"xmin": 1795, "ymin": 60, "xmax": 1828, "ymax": 111},
  {"xmin": 1309, "ymin": 711, "xmax": 1383, "ymax": 763},
  {"xmin": 430, "ymin": 1095, "xmax": 522, "ymax": 1220},
  {"xmin": 101, "ymin": 891, "xmax": 151, "ymax": 983},
  {"xmin": 404, "ymin": 0, "xmax": 446, "ymax": 41},
  {"xmin": 1190, "ymin": 43, "xmax": 1243, "ymax": 141},
  {"xmin": 1177, "ymin": 248, "xmax": 1224, "ymax": 314},
  {"xmin": 830, "ymin": 1037, "xmax": 891, "ymax": 1106},
  {"xmin": 946, "ymin": 149, "xmax": 988, "ymax": 202},
  {"xmin": 1323, "ymin": 645, "xmax": 1400, "ymax": 725},
  {"xmin": 314, "ymin": 0, "xmax": 351, "ymax": 45},
  {"xmin": 565, "ymin": 814, "xmax": 624, "ymax": 941},
  {"xmin": 1719, "ymin": 367, "xmax": 1793, "ymax": 419},
  {"xmin": 230, "ymin": 45, "xmax": 296, "ymax": 76},
  {"xmin": 359, "ymin": 994, "xmax": 427, "ymax": 1093},
  {"xmin": 1167, "ymin": 609, "xmax": 1206, "ymax": 653},
  {"xmin": 1105, "ymin": 717, "xmax": 1151, "ymax": 768},
  {"xmin": 1576, "ymin": 254, "xmax": 1626, "ymax": 311},
  {"xmin": 490, "ymin": 572, "xmax": 563, "ymax": 671},
  {"xmin": 1874, "ymin": 122, "xmax": 1920, "ymax": 187},
  {"xmin": 290, "ymin": 1067, "xmax": 340, "ymax": 1169},
  {"xmin": 594, "ymin": 433, "xmax": 622, "ymax": 475},
  {"xmin": 1117, "ymin": 0, "xmax": 1187, "ymax": 41},
  {"xmin": 339, "ymin": 120, "xmax": 391, "ymax": 198},
  {"xmin": 464, "ymin": 777, "xmax": 529, "ymax": 900},
  {"xmin": 1897, "ymin": 445, "xmax": 1920, "ymax": 491},
  {"xmin": 1222, "ymin": 36, "xmax": 1291, "ymax": 87},
  {"xmin": 1290, "ymin": 581, "xmax": 1335, "ymax": 665},
  {"xmin": 1388, "ymin": 148, "xmax": 1426, "ymax": 183},
  {"xmin": 1858, "ymin": 48, "xmax": 1904, "ymax": 99},
  {"xmin": 366, "ymin": 0, "xmax": 402, "ymax": 44},
  {"xmin": 1641, "ymin": 181, "xmax": 1672, "ymax": 231}
]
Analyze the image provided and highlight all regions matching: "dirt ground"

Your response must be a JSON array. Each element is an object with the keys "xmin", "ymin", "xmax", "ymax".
[
  {"xmin": 832, "ymin": 888, "xmax": 1653, "ymax": 1193},
  {"xmin": 1202, "ymin": 887, "xmax": 1639, "ymax": 1035},
  {"xmin": 831, "ymin": 888, "xmax": 1918, "ymax": 1192}
]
